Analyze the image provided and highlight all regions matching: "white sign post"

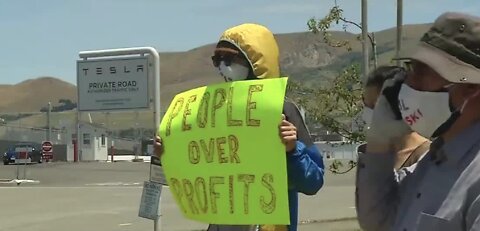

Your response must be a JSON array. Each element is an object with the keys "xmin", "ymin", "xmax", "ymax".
[{"xmin": 78, "ymin": 47, "xmax": 162, "ymax": 231}]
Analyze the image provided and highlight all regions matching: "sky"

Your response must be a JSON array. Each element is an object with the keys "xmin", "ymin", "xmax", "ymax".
[{"xmin": 0, "ymin": 0, "xmax": 479, "ymax": 85}]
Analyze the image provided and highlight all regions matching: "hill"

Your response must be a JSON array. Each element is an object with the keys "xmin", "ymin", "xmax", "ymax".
[
  {"xmin": 0, "ymin": 77, "xmax": 76, "ymax": 113},
  {"xmin": 1, "ymin": 23, "xmax": 432, "ymax": 129}
]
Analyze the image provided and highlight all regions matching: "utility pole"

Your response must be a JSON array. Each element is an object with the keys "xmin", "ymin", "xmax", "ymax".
[
  {"xmin": 361, "ymin": 0, "xmax": 369, "ymax": 84},
  {"xmin": 396, "ymin": 0, "xmax": 403, "ymax": 66},
  {"xmin": 47, "ymin": 102, "xmax": 52, "ymax": 141},
  {"xmin": 134, "ymin": 111, "xmax": 140, "ymax": 160}
]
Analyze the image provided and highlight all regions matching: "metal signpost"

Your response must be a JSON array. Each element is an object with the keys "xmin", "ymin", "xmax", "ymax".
[{"xmin": 77, "ymin": 47, "xmax": 162, "ymax": 231}]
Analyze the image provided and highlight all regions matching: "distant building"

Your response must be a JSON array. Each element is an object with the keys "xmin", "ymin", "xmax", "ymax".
[
  {"xmin": 309, "ymin": 124, "xmax": 346, "ymax": 142},
  {"xmin": 65, "ymin": 122, "xmax": 108, "ymax": 161}
]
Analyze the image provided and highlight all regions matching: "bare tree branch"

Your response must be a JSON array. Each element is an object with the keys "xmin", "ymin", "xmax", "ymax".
[{"xmin": 338, "ymin": 17, "xmax": 375, "ymax": 47}]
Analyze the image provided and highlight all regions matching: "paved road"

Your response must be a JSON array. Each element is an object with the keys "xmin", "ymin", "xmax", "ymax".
[{"xmin": 0, "ymin": 162, "xmax": 360, "ymax": 231}]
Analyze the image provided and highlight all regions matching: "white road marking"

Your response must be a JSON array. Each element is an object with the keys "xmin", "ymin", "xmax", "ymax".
[
  {"xmin": 0, "ymin": 186, "xmax": 143, "ymax": 189},
  {"xmin": 0, "ymin": 182, "xmax": 169, "ymax": 189},
  {"xmin": 118, "ymin": 223, "xmax": 132, "ymax": 226},
  {"xmin": 0, "ymin": 179, "xmax": 40, "ymax": 184},
  {"xmin": 85, "ymin": 182, "xmax": 142, "ymax": 186}
]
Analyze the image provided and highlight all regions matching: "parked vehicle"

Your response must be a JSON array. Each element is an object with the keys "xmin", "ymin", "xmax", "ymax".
[{"xmin": 3, "ymin": 143, "xmax": 42, "ymax": 165}]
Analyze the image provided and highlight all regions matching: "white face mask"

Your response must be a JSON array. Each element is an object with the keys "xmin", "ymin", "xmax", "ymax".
[
  {"xmin": 397, "ymin": 83, "xmax": 452, "ymax": 138},
  {"xmin": 218, "ymin": 61, "xmax": 249, "ymax": 82},
  {"xmin": 361, "ymin": 107, "xmax": 373, "ymax": 129}
]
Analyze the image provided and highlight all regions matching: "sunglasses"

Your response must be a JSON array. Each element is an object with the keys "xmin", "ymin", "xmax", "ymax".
[
  {"xmin": 212, "ymin": 53, "xmax": 239, "ymax": 67},
  {"xmin": 404, "ymin": 61, "xmax": 413, "ymax": 72}
]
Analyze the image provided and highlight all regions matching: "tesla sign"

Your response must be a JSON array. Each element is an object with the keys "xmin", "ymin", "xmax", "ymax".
[{"xmin": 77, "ymin": 57, "xmax": 149, "ymax": 111}]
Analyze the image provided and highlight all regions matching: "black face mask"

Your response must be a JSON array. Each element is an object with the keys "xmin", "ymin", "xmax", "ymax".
[
  {"xmin": 448, "ymin": 93, "xmax": 456, "ymax": 112},
  {"xmin": 431, "ymin": 86, "xmax": 479, "ymax": 138},
  {"xmin": 431, "ymin": 110, "xmax": 461, "ymax": 138},
  {"xmin": 429, "ymin": 86, "xmax": 458, "ymax": 138}
]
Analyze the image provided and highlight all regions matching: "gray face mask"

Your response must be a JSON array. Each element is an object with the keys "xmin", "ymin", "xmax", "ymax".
[{"xmin": 361, "ymin": 106, "xmax": 373, "ymax": 129}]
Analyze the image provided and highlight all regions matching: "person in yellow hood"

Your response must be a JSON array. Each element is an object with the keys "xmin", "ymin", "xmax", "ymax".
[
  {"xmin": 210, "ymin": 23, "xmax": 325, "ymax": 231},
  {"xmin": 212, "ymin": 23, "xmax": 280, "ymax": 81},
  {"xmin": 155, "ymin": 23, "xmax": 324, "ymax": 231}
]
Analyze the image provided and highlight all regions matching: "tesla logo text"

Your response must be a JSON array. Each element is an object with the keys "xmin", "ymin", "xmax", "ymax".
[{"xmin": 82, "ymin": 65, "xmax": 144, "ymax": 76}]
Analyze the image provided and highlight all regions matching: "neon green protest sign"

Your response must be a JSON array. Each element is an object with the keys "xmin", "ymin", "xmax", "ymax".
[{"xmin": 158, "ymin": 77, "xmax": 290, "ymax": 225}]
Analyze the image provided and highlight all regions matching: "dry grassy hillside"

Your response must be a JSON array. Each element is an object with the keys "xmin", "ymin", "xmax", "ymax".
[
  {"xmin": 2, "ymin": 23, "xmax": 432, "ymax": 128},
  {"xmin": 0, "ymin": 77, "xmax": 76, "ymax": 113}
]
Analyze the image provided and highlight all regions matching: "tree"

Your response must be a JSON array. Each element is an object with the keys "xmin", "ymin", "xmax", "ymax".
[
  {"xmin": 307, "ymin": 0, "xmax": 378, "ymax": 69},
  {"xmin": 288, "ymin": 1, "xmax": 378, "ymax": 173},
  {"xmin": 288, "ymin": 64, "xmax": 365, "ymax": 144},
  {"xmin": 40, "ymin": 99, "xmax": 77, "ymax": 112}
]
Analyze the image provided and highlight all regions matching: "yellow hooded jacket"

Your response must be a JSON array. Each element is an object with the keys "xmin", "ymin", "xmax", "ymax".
[{"xmin": 219, "ymin": 23, "xmax": 280, "ymax": 79}]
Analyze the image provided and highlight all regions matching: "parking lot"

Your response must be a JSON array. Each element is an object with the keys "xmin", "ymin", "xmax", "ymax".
[{"xmin": 0, "ymin": 162, "xmax": 360, "ymax": 231}]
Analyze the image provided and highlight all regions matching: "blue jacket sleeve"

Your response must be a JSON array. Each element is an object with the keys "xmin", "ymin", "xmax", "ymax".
[{"xmin": 286, "ymin": 141, "xmax": 325, "ymax": 195}]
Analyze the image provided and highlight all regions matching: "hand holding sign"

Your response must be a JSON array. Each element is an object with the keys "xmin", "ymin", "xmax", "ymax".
[
  {"xmin": 279, "ymin": 114, "xmax": 297, "ymax": 153},
  {"xmin": 158, "ymin": 78, "xmax": 289, "ymax": 225},
  {"xmin": 153, "ymin": 135, "xmax": 164, "ymax": 158}
]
